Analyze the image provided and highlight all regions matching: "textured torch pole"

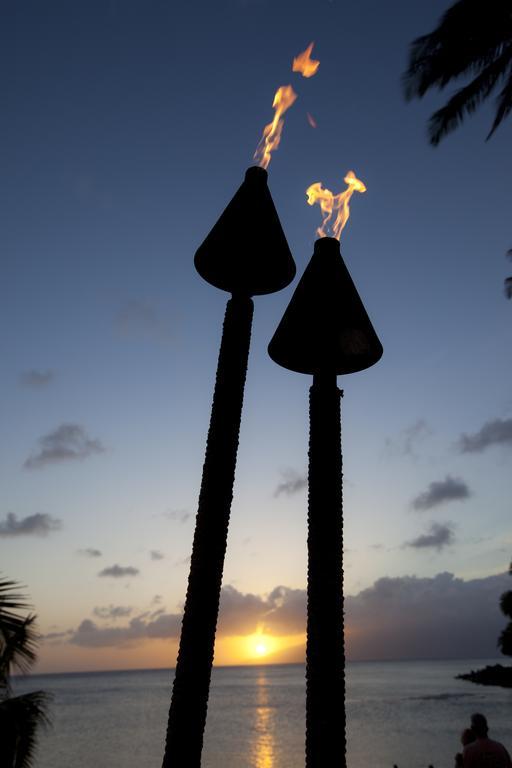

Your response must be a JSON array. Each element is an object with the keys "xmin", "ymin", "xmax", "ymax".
[
  {"xmin": 307, "ymin": 370, "xmax": 345, "ymax": 763},
  {"xmin": 162, "ymin": 167, "xmax": 295, "ymax": 768},
  {"xmin": 268, "ymin": 236, "xmax": 383, "ymax": 768}
]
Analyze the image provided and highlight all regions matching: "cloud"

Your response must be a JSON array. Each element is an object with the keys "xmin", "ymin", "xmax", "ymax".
[
  {"xmin": 68, "ymin": 585, "xmax": 302, "ymax": 648},
  {"xmin": 150, "ymin": 550, "xmax": 164, "ymax": 561},
  {"xmin": 386, "ymin": 419, "xmax": 431, "ymax": 458},
  {"xmin": 274, "ymin": 469, "xmax": 307, "ymax": 497},
  {"xmin": 263, "ymin": 586, "xmax": 306, "ymax": 635},
  {"xmin": 67, "ymin": 571, "xmax": 511, "ymax": 660},
  {"xmin": 346, "ymin": 571, "xmax": 510, "ymax": 661},
  {"xmin": 98, "ymin": 564, "xmax": 139, "ymax": 578},
  {"xmin": 115, "ymin": 299, "xmax": 173, "ymax": 344},
  {"xmin": 405, "ymin": 522, "xmax": 455, "ymax": 551},
  {"xmin": 41, "ymin": 630, "xmax": 73, "ymax": 642},
  {"xmin": 24, "ymin": 423, "xmax": 104, "ymax": 470},
  {"xmin": 216, "ymin": 586, "xmax": 267, "ymax": 635},
  {"xmin": 412, "ymin": 475, "xmax": 471, "ymax": 511},
  {"xmin": 0, "ymin": 512, "xmax": 61, "ymax": 538},
  {"xmin": 163, "ymin": 509, "xmax": 191, "ymax": 524},
  {"xmin": 458, "ymin": 418, "xmax": 512, "ymax": 453},
  {"xmin": 19, "ymin": 369, "xmax": 54, "ymax": 389},
  {"xmin": 70, "ymin": 613, "xmax": 182, "ymax": 648},
  {"xmin": 78, "ymin": 548, "xmax": 102, "ymax": 558},
  {"xmin": 93, "ymin": 605, "xmax": 133, "ymax": 620}
]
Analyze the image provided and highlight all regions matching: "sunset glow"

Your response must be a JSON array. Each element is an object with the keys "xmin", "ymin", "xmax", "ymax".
[
  {"xmin": 3, "ymin": 1, "xmax": 511, "ymax": 682},
  {"xmin": 246, "ymin": 633, "xmax": 277, "ymax": 659}
]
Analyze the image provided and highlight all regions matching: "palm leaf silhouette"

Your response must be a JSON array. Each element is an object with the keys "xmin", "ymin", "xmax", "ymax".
[
  {"xmin": 0, "ymin": 576, "xmax": 51, "ymax": 768},
  {"xmin": 403, "ymin": 0, "xmax": 512, "ymax": 144}
]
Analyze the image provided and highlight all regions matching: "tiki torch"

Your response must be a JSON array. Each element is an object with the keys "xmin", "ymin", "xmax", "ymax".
[
  {"xmin": 268, "ymin": 235, "xmax": 383, "ymax": 768},
  {"xmin": 162, "ymin": 166, "xmax": 295, "ymax": 768}
]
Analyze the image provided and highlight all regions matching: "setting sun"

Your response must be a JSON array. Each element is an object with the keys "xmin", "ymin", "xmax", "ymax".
[
  {"xmin": 255, "ymin": 643, "xmax": 268, "ymax": 656},
  {"xmin": 247, "ymin": 634, "xmax": 277, "ymax": 660}
]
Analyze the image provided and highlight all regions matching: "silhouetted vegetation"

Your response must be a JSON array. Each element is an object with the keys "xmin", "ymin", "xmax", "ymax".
[
  {"xmin": 498, "ymin": 561, "xmax": 512, "ymax": 656},
  {"xmin": 403, "ymin": 0, "xmax": 512, "ymax": 145},
  {"xmin": 457, "ymin": 562, "xmax": 512, "ymax": 688},
  {"xmin": 0, "ymin": 577, "xmax": 51, "ymax": 767},
  {"xmin": 403, "ymin": 0, "xmax": 512, "ymax": 296}
]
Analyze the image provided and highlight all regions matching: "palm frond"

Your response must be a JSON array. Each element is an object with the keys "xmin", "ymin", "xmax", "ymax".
[
  {"xmin": 0, "ymin": 577, "xmax": 40, "ymax": 681},
  {"xmin": 505, "ymin": 277, "xmax": 512, "ymax": 299},
  {"xmin": 487, "ymin": 70, "xmax": 512, "ymax": 137},
  {"xmin": 0, "ymin": 578, "xmax": 31, "ymax": 613},
  {"xmin": 0, "ymin": 691, "xmax": 52, "ymax": 768},
  {"xmin": 427, "ymin": 50, "xmax": 512, "ymax": 144},
  {"xmin": 404, "ymin": 0, "xmax": 512, "ymax": 100},
  {"xmin": 0, "ymin": 615, "xmax": 39, "ymax": 681}
]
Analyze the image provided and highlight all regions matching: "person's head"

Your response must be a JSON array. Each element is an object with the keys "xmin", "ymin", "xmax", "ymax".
[
  {"xmin": 461, "ymin": 728, "xmax": 476, "ymax": 746},
  {"xmin": 470, "ymin": 713, "xmax": 489, "ymax": 738}
]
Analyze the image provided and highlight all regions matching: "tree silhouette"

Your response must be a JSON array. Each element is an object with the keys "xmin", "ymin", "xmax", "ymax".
[
  {"xmin": 403, "ymin": 0, "xmax": 512, "ymax": 146},
  {"xmin": 505, "ymin": 250, "xmax": 512, "ymax": 299},
  {"xmin": 0, "ymin": 577, "xmax": 51, "ymax": 768},
  {"xmin": 498, "ymin": 561, "xmax": 512, "ymax": 656},
  {"xmin": 403, "ymin": 0, "xmax": 512, "ymax": 297}
]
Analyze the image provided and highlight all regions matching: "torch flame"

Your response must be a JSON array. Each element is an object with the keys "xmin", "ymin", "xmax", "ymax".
[
  {"xmin": 293, "ymin": 42, "xmax": 320, "ymax": 78},
  {"xmin": 254, "ymin": 85, "xmax": 297, "ymax": 170},
  {"xmin": 306, "ymin": 171, "xmax": 367, "ymax": 240}
]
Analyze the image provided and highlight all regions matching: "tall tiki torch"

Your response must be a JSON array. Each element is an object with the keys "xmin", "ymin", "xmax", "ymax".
[
  {"xmin": 268, "ymin": 235, "xmax": 383, "ymax": 767},
  {"xmin": 162, "ymin": 166, "xmax": 295, "ymax": 768}
]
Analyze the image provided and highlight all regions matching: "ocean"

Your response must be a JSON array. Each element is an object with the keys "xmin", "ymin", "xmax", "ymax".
[{"xmin": 13, "ymin": 659, "xmax": 512, "ymax": 768}]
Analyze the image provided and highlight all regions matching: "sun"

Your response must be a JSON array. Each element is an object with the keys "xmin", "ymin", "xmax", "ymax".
[
  {"xmin": 255, "ymin": 643, "xmax": 268, "ymax": 656},
  {"xmin": 245, "ymin": 633, "xmax": 277, "ymax": 661}
]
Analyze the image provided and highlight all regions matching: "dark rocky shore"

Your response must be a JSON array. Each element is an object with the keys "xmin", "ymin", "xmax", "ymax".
[{"xmin": 457, "ymin": 664, "xmax": 512, "ymax": 688}]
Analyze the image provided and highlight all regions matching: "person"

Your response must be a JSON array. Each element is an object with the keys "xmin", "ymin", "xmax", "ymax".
[
  {"xmin": 462, "ymin": 713, "xmax": 512, "ymax": 768},
  {"xmin": 455, "ymin": 727, "xmax": 476, "ymax": 767}
]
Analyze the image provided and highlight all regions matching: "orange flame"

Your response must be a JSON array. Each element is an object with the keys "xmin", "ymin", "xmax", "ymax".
[
  {"xmin": 306, "ymin": 171, "xmax": 367, "ymax": 240},
  {"xmin": 254, "ymin": 85, "xmax": 297, "ymax": 170},
  {"xmin": 307, "ymin": 112, "xmax": 317, "ymax": 128},
  {"xmin": 293, "ymin": 42, "xmax": 320, "ymax": 78}
]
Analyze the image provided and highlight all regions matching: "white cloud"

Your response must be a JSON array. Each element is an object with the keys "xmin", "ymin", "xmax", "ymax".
[
  {"xmin": 19, "ymin": 369, "xmax": 55, "ymax": 388},
  {"xmin": 66, "ymin": 572, "xmax": 511, "ymax": 661},
  {"xmin": 24, "ymin": 424, "xmax": 104, "ymax": 469},
  {"xmin": 458, "ymin": 418, "xmax": 512, "ymax": 453},
  {"xmin": 412, "ymin": 476, "xmax": 471, "ymax": 511},
  {"xmin": 98, "ymin": 564, "xmax": 139, "ymax": 578},
  {"xmin": 0, "ymin": 512, "xmax": 61, "ymax": 537},
  {"xmin": 274, "ymin": 469, "xmax": 307, "ymax": 497},
  {"xmin": 405, "ymin": 522, "xmax": 455, "ymax": 551},
  {"xmin": 115, "ymin": 299, "xmax": 173, "ymax": 344}
]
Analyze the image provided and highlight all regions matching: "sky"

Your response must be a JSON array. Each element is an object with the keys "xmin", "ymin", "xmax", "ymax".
[{"xmin": 1, "ymin": 0, "xmax": 512, "ymax": 674}]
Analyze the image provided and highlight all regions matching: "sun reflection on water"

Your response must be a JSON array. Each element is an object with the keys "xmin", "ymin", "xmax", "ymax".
[{"xmin": 252, "ymin": 671, "xmax": 276, "ymax": 768}]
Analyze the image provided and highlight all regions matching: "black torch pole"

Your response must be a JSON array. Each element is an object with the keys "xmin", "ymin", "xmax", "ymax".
[
  {"xmin": 162, "ymin": 294, "xmax": 253, "ymax": 768},
  {"xmin": 306, "ymin": 370, "xmax": 345, "ymax": 767},
  {"xmin": 162, "ymin": 165, "xmax": 295, "ymax": 767},
  {"xmin": 268, "ymin": 236, "xmax": 383, "ymax": 768}
]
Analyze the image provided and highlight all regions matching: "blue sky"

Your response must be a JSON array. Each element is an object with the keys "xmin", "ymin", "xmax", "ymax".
[{"xmin": 1, "ymin": 0, "xmax": 511, "ymax": 672}]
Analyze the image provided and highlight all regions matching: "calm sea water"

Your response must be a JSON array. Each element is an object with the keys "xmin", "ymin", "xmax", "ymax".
[{"xmin": 13, "ymin": 659, "xmax": 512, "ymax": 768}]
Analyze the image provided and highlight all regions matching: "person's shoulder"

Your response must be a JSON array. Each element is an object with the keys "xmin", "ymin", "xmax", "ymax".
[
  {"xmin": 486, "ymin": 737, "xmax": 510, "ymax": 753},
  {"xmin": 465, "ymin": 738, "xmax": 512, "ymax": 766}
]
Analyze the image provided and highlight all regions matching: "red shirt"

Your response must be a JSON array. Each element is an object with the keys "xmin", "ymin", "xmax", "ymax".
[{"xmin": 464, "ymin": 738, "xmax": 512, "ymax": 768}]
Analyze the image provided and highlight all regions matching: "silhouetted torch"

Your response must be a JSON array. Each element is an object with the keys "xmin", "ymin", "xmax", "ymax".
[
  {"xmin": 162, "ymin": 166, "xmax": 295, "ymax": 768},
  {"xmin": 268, "ymin": 235, "xmax": 383, "ymax": 768}
]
